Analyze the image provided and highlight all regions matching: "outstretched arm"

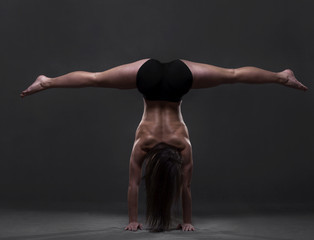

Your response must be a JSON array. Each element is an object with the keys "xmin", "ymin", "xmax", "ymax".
[
  {"xmin": 178, "ymin": 141, "xmax": 195, "ymax": 231},
  {"xmin": 180, "ymin": 59, "xmax": 308, "ymax": 91},
  {"xmin": 20, "ymin": 58, "xmax": 150, "ymax": 98},
  {"xmin": 125, "ymin": 140, "xmax": 146, "ymax": 231}
]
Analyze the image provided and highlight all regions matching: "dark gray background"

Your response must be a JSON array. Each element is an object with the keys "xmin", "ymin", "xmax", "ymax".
[{"xmin": 1, "ymin": 0, "xmax": 313, "ymax": 212}]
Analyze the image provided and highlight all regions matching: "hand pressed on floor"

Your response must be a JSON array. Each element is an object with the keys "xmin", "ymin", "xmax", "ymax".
[
  {"xmin": 177, "ymin": 223, "xmax": 195, "ymax": 231},
  {"xmin": 124, "ymin": 222, "xmax": 143, "ymax": 231}
]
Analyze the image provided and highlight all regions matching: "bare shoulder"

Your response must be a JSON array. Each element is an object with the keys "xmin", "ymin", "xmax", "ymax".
[
  {"xmin": 180, "ymin": 139, "xmax": 193, "ymax": 167},
  {"xmin": 180, "ymin": 140, "xmax": 193, "ymax": 187},
  {"xmin": 134, "ymin": 135, "xmax": 159, "ymax": 154},
  {"xmin": 130, "ymin": 138, "xmax": 150, "ymax": 167}
]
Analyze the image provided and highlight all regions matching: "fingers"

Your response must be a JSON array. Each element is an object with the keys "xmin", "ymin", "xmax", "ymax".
[
  {"xmin": 183, "ymin": 224, "xmax": 195, "ymax": 231},
  {"xmin": 125, "ymin": 223, "xmax": 195, "ymax": 232},
  {"xmin": 124, "ymin": 223, "xmax": 143, "ymax": 231},
  {"xmin": 177, "ymin": 223, "xmax": 195, "ymax": 231},
  {"xmin": 125, "ymin": 226, "xmax": 137, "ymax": 231},
  {"xmin": 183, "ymin": 226, "xmax": 193, "ymax": 231}
]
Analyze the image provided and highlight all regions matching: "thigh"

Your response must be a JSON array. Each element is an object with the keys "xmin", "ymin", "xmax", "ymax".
[
  {"xmin": 95, "ymin": 58, "xmax": 150, "ymax": 89},
  {"xmin": 179, "ymin": 59, "xmax": 234, "ymax": 89}
]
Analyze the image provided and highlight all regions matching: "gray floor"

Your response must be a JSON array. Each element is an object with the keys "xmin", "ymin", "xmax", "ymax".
[{"xmin": 0, "ymin": 206, "xmax": 314, "ymax": 240}]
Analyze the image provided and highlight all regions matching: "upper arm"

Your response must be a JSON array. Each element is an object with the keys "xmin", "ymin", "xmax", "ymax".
[
  {"xmin": 180, "ymin": 59, "xmax": 235, "ymax": 89},
  {"xmin": 94, "ymin": 58, "xmax": 150, "ymax": 89},
  {"xmin": 181, "ymin": 142, "xmax": 193, "ymax": 188},
  {"xmin": 128, "ymin": 140, "xmax": 147, "ymax": 187}
]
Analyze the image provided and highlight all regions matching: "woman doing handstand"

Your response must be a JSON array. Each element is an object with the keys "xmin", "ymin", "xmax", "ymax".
[{"xmin": 20, "ymin": 58, "xmax": 308, "ymax": 232}]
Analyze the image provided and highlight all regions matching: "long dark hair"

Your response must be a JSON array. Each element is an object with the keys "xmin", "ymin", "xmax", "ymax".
[{"xmin": 142, "ymin": 142, "xmax": 183, "ymax": 232}]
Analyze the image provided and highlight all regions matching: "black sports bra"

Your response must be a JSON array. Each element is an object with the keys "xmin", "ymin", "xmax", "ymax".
[{"xmin": 136, "ymin": 58, "xmax": 193, "ymax": 102}]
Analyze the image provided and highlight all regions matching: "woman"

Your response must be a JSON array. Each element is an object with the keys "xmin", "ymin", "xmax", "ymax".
[{"xmin": 20, "ymin": 58, "xmax": 308, "ymax": 232}]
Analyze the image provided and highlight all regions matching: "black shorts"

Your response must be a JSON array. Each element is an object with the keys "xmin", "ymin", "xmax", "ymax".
[{"xmin": 136, "ymin": 58, "xmax": 193, "ymax": 102}]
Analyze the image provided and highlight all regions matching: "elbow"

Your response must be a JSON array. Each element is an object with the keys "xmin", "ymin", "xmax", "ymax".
[
  {"xmin": 181, "ymin": 184, "xmax": 191, "ymax": 197},
  {"xmin": 182, "ymin": 183, "xmax": 191, "ymax": 190}
]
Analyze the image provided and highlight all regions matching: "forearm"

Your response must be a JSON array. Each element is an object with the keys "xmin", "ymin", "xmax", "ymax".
[
  {"xmin": 127, "ymin": 185, "xmax": 139, "ymax": 222},
  {"xmin": 233, "ymin": 67, "xmax": 284, "ymax": 84},
  {"xmin": 45, "ymin": 71, "xmax": 97, "ymax": 88},
  {"xmin": 182, "ymin": 187, "xmax": 192, "ymax": 223}
]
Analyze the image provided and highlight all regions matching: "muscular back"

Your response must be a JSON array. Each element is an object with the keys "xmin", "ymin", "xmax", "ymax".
[{"xmin": 135, "ymin": 99, "xmax": 191, "ymax": 153}]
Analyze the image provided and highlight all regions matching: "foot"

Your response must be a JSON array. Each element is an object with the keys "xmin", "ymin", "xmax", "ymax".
[
  {"xmin": 20, "ymin": 75, "xmax": 51, "ymax": 98},
  {"xmin": 279, "ymin": 69, "xmax": 308, "ymax": 91}
]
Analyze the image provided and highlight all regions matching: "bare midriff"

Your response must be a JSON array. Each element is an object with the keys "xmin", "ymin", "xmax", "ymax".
[{"xmin": 135, "ymin": 99, "xmax": 190, "ymax": 152}]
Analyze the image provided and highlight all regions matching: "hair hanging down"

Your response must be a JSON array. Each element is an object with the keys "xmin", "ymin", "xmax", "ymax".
[{"xmin": 143, "ymin": 142, "xmax": 183, "ymax": 232}]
